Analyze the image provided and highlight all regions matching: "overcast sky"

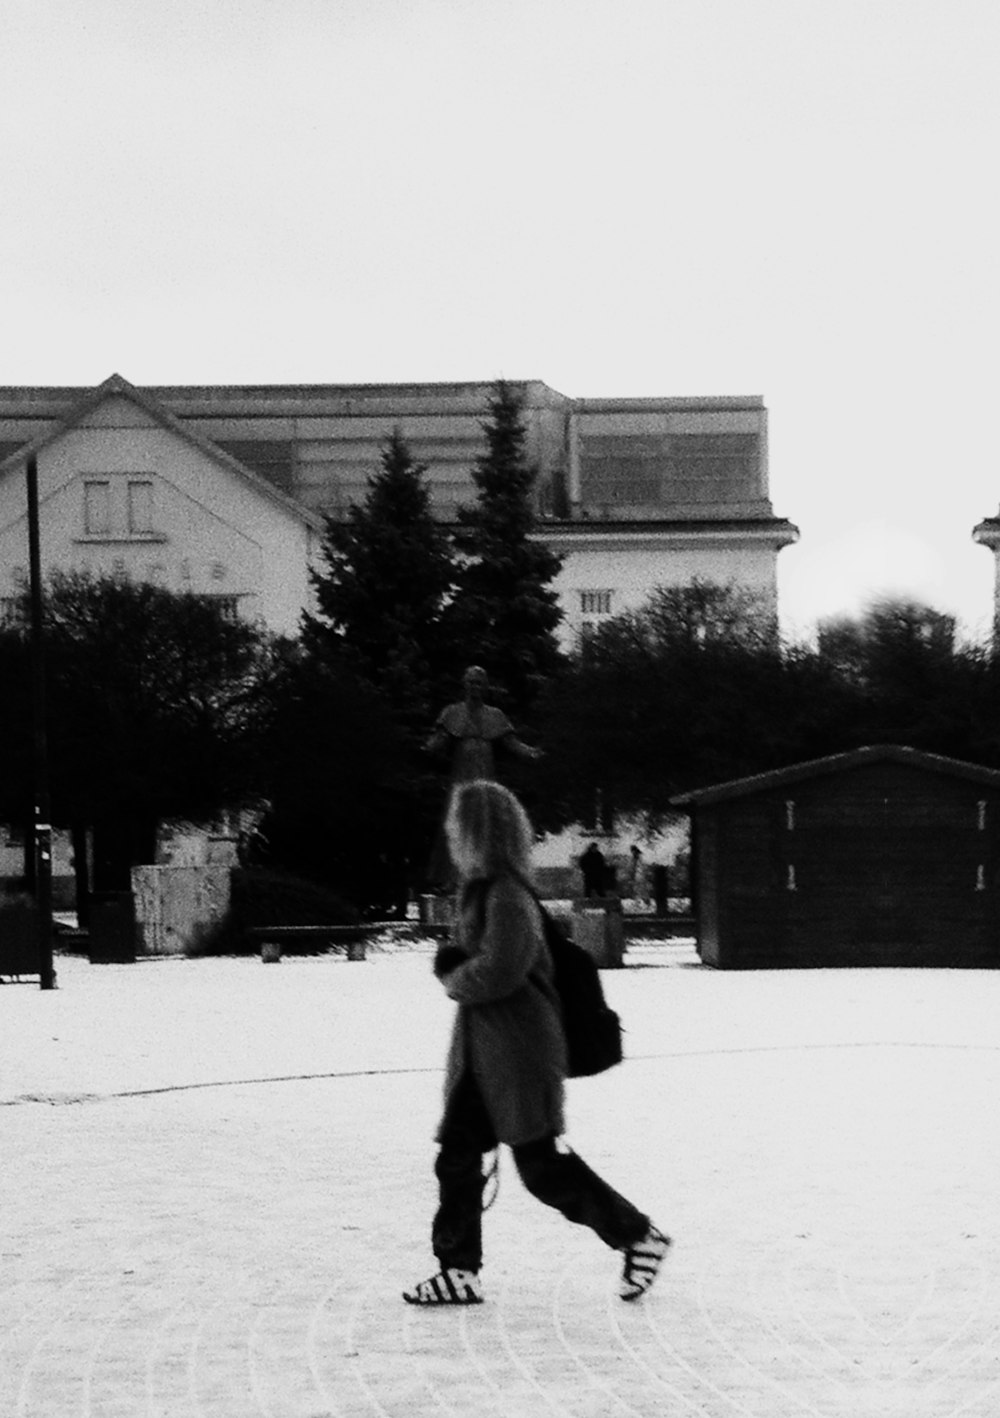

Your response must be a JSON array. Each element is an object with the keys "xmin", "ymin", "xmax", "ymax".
[{"xmin": 3, "ymin": 0, "xmax": 999, "ymax": 640}]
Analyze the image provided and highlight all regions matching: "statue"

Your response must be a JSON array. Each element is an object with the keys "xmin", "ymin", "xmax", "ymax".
[
  {"xmin": 425, "ymin": 665, "xmax": 542, "ymax": 785},
  {"xmin": 424, "ymin": 666, "xmax": 542, "ymax": 887}
]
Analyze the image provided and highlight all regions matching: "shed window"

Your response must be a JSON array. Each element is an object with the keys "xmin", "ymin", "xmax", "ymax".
[{"xmin": 978, "ymin": 801, "xmax": 987, "ymax": 831}]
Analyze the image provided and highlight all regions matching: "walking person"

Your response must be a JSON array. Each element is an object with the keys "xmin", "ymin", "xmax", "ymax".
[{"xmin": 403, "ymin": 779, "xmax": 670, "ymax": 1306}]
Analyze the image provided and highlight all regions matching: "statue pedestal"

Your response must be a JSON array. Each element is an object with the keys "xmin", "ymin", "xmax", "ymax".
[
  {"xmin": 419, "ymin": 894, "xmax": 454, "ymax": 936},
  {"xmin": 571, "ymin": 897, "xmax": 625, "ymax": 968}
]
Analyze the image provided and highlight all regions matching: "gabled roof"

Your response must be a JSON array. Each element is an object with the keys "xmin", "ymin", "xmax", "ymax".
[
  {"xmin": 0, "ymin": 373, "xmax": 324, "ymax": 531},
  {"xmin": 671, "ymin": 743, "xmax": 1000, "ymax": 807}
]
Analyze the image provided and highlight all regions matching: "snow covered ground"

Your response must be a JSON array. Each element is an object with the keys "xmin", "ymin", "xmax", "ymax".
[{"xmin": 3, "ymin": 944, "xmax": 1000, "ymax": 1416}]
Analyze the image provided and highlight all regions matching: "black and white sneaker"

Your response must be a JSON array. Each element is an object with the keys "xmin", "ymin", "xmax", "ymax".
[
  {"xmin": 620, "ymin": 1226, "xmax": 671, "ymax": 1301},
  {"xmin": 402, "ymin": 1268, "xmax": 484, "ymax": 1305}
]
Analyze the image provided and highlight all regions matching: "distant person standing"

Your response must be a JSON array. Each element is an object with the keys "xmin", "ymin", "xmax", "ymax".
[
  {"xmin": 579, "ymin": 841, "xmax": 608, "ymax": 898},
  {"xmin": 403, "ymin": 779, "xmax": 670, "ymax": 1306},
  {"xmin": 625, "ymin": 844, "xmax": 643, "ymax": 899}
]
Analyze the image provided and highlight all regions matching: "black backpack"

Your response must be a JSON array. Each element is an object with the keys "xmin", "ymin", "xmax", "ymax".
[{"xmin": 533, "ymin": 899, "xmax": 624, "ymax": 1078}]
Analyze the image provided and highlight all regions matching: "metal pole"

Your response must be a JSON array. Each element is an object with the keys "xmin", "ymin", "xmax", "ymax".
[{"xmin": 26, "ymin": 453, "xmax": 55, "ymax": 989}]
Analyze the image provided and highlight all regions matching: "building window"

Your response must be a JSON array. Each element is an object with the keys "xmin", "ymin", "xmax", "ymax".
[
  {"xmin": 127, "ymin": 480, "xmax": 153, "ymax": 534},
  {"xmin": 84, "ymin": 480, "xmax": 111, "ymax": 535},
  {"xmin": 580, "ymin": 589, "xmax": 613, "ymax": 616},
  {"xmin": 79, "ymin": 475, "xmax": 162, "ymax": 542}
]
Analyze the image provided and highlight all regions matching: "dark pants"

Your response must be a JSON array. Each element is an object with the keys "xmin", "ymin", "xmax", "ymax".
[{"xmin": 432, "ymin": 1072, "xmax": 648, "ymax": 1273}]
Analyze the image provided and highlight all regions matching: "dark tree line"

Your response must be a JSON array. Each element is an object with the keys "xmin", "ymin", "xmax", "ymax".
[
  {"xmin": 10, "ymin": 375, "xmax": 1000, "ymax": 919},
  {"xmin": 530, "ymin": 586, "xmax": 1000, "ymax": 834}
]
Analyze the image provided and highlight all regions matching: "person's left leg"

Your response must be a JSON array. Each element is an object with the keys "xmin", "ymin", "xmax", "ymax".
[
  {"xmin": 512, "ymin": 1135, "xmax": 671, "ymax": 1300},
  {"xmin": 512, "ymin": 1135, "xmax": 648, "ymax": 1249}
]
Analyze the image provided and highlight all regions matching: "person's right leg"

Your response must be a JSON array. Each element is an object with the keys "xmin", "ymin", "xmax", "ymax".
[
  {"xmin": 430, "ymin": 1134, "xmax": 488, "ymax": 1274},
  {"xmin": 404, "ymin": 1073, "xmax": 496, "ymax": 1305}
]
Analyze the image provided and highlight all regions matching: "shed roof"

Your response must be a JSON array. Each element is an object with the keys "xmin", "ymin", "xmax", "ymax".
[{"xmin": 670, "ymin": 744, "xmax": 1000, "ymax": 808}]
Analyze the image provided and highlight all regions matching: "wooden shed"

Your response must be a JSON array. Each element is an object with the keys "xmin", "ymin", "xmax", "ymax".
[{"xmin": 671, "ymin": 745, "xmax": 1000, "ymax": 968}]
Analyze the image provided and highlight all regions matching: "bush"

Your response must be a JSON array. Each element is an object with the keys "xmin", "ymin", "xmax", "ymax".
[{"xmin": 190, "ymin": 867, "xmax": 360, "ymax": 956}]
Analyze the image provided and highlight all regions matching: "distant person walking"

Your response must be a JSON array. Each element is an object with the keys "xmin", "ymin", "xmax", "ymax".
[
  {"xmin": 578, "ymin": 841, "xmax": 608, "ymax": 898},
  {"xmin": 403, "ymin": 780, "xmax": 670, "ymax": 1306}
]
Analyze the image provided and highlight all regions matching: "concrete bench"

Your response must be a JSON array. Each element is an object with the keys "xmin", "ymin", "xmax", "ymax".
[{"xmin": 248, "ymin": 923, "xmax": 396, "ymax": 962}]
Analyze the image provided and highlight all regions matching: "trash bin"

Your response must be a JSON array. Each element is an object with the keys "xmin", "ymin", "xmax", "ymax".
[
  {"xmin": 88, "ymin": 892, "xmax": 138, "ymax": 964},
  {"xmin": 570, "ymin": 897, "xmax": 625, "ymax": 968},
  {"xmin": 0, "ymin": 898, "xmax": 39, "ymax": 977}
]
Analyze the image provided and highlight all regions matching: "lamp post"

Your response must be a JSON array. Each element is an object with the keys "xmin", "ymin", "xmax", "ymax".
[{"xmin": 26, "ymin": 452, "xmax": 55, "ymax": 990}]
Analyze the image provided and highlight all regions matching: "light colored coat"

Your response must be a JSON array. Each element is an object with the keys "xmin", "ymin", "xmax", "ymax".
[{"xmin": 439, "ymin": 873, "xmax": 567, "ymax": 1146}]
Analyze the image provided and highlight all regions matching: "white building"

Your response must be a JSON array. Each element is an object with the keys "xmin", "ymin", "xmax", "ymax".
[
  {"xmin": 0, "ymin": 376, "xmax": 321, "ymax": 636},
  {"xmin": 0, "ymin": 375, "xmax": 797, "ymax": 643}
]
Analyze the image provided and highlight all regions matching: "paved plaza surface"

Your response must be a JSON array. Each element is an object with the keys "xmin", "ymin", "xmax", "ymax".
[{"xmin": 3, "ymin": 942, "xmax": 1000, "ymax": 1417}]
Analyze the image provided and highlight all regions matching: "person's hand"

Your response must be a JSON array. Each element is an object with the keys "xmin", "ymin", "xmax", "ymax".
[{"xmin": 433, "ymin": 944, "xmax": 467, "ymax": 978}]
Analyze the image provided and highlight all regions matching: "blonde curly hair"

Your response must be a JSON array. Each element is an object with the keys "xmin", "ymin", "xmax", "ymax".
[{"xmin": 445, "ymin": 779, "xmax": 535, "ymax": 883}]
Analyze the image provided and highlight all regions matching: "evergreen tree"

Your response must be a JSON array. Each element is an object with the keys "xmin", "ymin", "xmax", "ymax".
[
  {"xmin": 303, "ymin": 430, "xmax": 457, "ymax": 726},
  {"xmin": 288, "ymin": 432, "xmax": 459, "ymax": 906},
  {"xmin": 448, "ymin": 381, "xmax": 565, "ymax": 717}
]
